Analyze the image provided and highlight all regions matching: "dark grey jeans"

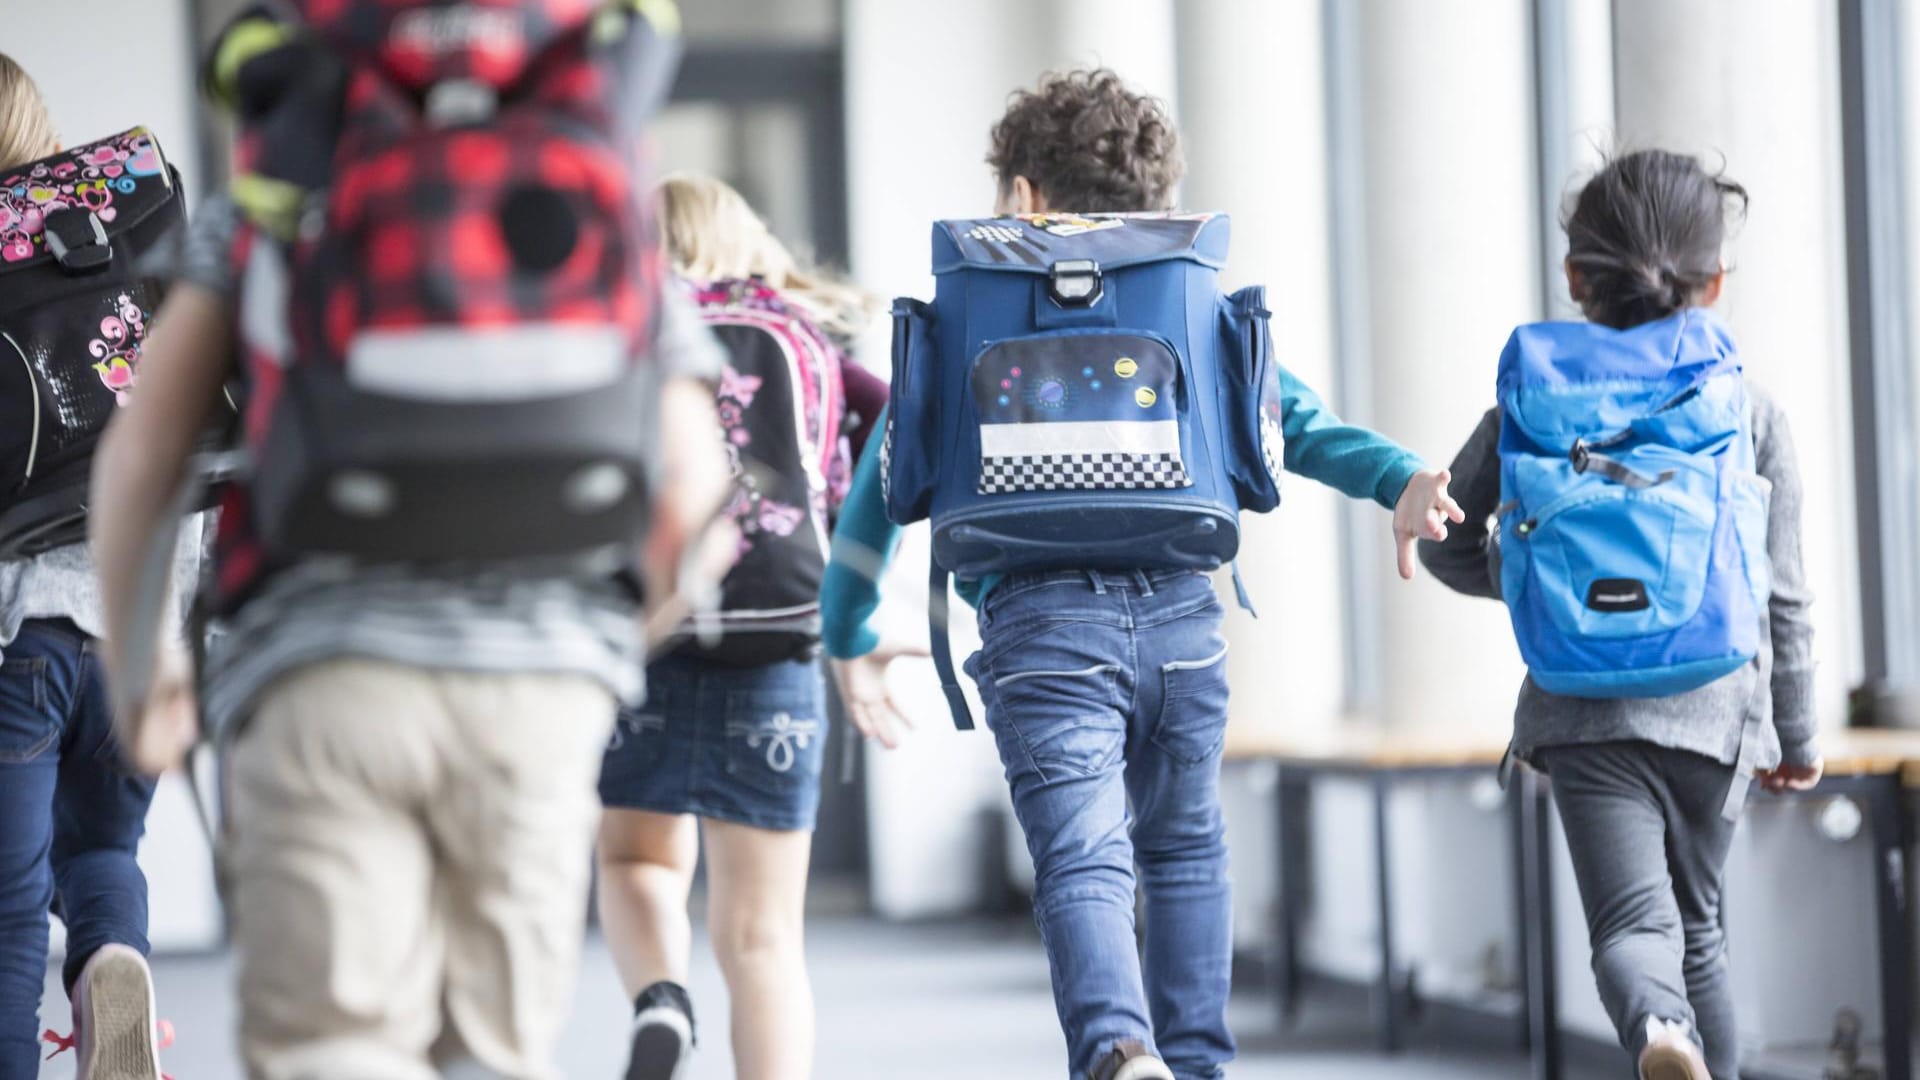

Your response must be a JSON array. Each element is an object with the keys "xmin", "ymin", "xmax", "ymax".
[{"xmin": 1538, "ymin": 741, "xmax": 1741, "ymax": 1079}]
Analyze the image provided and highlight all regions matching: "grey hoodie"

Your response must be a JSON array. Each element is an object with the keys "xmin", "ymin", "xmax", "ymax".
[{"xmin": 1418, "ymin": 383, "xmax": 1819, "ymax": 771}]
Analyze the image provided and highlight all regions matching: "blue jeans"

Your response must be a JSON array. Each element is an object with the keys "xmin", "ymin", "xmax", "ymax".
[
  {"xmin": 0, "ymin": 619, "xmax": 156, "ymax": 1077},
  {"xmin": 966, "ymin": 569, "xmax": 1235, "ymax": 1080}
]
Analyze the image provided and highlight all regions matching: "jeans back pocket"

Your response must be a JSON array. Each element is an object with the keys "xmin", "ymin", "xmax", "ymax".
[
  {"xmin": 1153, "ymin": 640, "xmax": 1230, "ymax": 767},
  {"xmin": 0, "ymin": 656, "xmax": 54, "ymax": 764}
]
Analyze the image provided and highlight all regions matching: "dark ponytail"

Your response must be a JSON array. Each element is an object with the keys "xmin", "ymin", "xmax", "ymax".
[{"xmin": 1563, "ymin": 150, "xmax": 1748, "ymax": 329}]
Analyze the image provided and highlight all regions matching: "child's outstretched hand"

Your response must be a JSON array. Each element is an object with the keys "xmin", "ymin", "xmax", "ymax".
[
  {"xmin": 1759, "ymin": 757, "xmax": 1825, "ymax": 794},
  {"xmin": 1393, "ymin": 468, "xmax": 1466, "ymax": 580},
  {"xmin": 830, "ymin": 636, "xmax": 931, "ymax": 750}
]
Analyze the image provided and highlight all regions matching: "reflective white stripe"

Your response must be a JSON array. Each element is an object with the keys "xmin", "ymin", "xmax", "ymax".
[
  {"xmin": 240, "ymin": 245, "xmax": 292, "ymax": 366},
  {"xmin": 993, "ymin": 663, "xmax": 1119, "ymax": 688},
  {"xmin": 347, "ymin": 325, "xmax": 627, "ymax": 401},
  {"xmin": 5, "ymin": 334, "xmax": 39, "ymax": 481},
  {"xmin": 980, "ymin": 419, "xmax": 1180, "ymax": 458},
  {"xmin": 1162, "ymin": 642, "xmax": 1230, "ymax": 673}
]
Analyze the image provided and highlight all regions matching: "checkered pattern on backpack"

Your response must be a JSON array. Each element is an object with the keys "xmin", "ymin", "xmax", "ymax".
[{"xmin": 979, "ymin": 451, "xmax": 1191, "ymax": 494}]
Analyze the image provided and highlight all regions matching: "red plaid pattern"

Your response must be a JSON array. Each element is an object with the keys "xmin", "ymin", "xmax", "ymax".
[
  {"xmin": 300, "ymin": 0, "xmax": 600, "ymax": 91},
  {"xmin": 295, "ymin": 114, "xmax": 653, "ymax": 360}
]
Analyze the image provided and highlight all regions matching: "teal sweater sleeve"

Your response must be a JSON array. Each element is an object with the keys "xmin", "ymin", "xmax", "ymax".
[
  {"xmin": 819, "ymin": 406, "xmax": 991, "ymax": 660},
  {"xmin": 1277, "ymin": 364, "xmax": 1424, "ymax": 509},
  {"xmin": 821, "ymin": 409, "xmax": 900, "ymax": 659}
]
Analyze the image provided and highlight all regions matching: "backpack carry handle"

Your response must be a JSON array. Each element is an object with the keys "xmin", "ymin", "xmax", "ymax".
[{"xmin": 948, "ymin": 514, "xmax": 1220, "ymax": 557}]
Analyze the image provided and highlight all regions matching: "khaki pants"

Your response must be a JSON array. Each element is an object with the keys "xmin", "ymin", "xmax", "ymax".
[{"xmin": 226, "ymin": 659, "xmax": 616, "ymax": 1080}]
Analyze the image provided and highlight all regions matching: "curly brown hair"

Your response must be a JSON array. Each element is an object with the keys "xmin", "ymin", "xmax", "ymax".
[{"xmin": 987, "ymin": 68, "xmax": 1184, "ymax": 213}]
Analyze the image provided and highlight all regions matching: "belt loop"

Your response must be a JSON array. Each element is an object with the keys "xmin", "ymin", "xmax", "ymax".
[{"xmin": 1133, "ymin": 569, "xmax": 1155, "ymax": 596}]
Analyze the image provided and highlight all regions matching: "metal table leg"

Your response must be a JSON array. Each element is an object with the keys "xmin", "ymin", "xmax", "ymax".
[
  {"xmin": 1272, "ymin": 764, "xmax": 1306, "ymax": 1026},
  {"xmin": 1517, "ymin": 767, "xmax": 1562, "ymax": 1080},
  {"xmin": 1865, "ymin": 773, "xmax": 1913, "ymax": 1080},
  {"xmin": 1374, "ymin": 772, "xmax": 1402, "ymax": 1052},
  {"xmin": 1509, "ymin": 777, "xmax": 1534, "ymax": 1054}
]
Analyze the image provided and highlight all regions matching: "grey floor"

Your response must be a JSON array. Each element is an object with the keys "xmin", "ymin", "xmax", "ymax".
[{"xmin": 37, "ymin": 916, "xmax": 1613, "ymax": 1079}]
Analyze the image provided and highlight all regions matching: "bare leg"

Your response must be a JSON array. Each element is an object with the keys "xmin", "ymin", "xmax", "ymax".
[
  {"xmin": 703, "ymin": 819, "xmax": 814, "ymax": 1080},
  {"xmin": 597, "ymin": 809, "xmax": 700, "ymax": 996}
]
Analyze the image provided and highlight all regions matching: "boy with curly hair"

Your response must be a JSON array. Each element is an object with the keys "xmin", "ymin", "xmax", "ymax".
[{"xmin": 823, "ymin": 69, "xmax": 1460, "ymax": 1080}]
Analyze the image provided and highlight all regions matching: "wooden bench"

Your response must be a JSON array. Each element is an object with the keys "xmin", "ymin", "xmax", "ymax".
[
  {"xmin": 1228, "ymin": 725, "xmax": 1920, "ymax": 1080},
  {"xmin": 1223, "ymin": 728, "xmax": 1554, "ymax": 1071}
]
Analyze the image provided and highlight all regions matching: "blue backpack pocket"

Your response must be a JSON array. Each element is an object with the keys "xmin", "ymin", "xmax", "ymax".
[
  {"xmin": 1727, "ymin": 470, "xmax": 1773, "ymax": 610},
  {"xmin": 1507, "ymin": 445, "xmax": 1717, "ymax": 643},
  {"xmin": 968, "ymin": 329, "xmax": 1192, "ymax": 495},
  {"xmin": 883, "ymin": 298, "xmax": 939, "ymax": 524},
  {"xmin": 1221, "ymin": 286, "xmax": 1282, "ymax": 513}
]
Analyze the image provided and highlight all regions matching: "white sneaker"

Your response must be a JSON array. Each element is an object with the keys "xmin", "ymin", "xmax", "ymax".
[
  {"xmin": 1639, "ymin": 1017, "xmax": 1711, "ymax": 1080},
  {"xmin": 1091, "ymin": 1040, "xmax": 1175, "ymax": 1080},
  {"xmin": 70, "ymin": 945, "xmax": 163, "ymax": 1080}
]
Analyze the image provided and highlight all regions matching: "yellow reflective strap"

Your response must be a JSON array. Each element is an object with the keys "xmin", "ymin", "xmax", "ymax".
[
  {"xmin": 210, "ymin": 16, "xmax": 295, "ymax": 108},
  {"xmin": 230, "ymin": 173, "xmax": 306, "ymax": 242}
]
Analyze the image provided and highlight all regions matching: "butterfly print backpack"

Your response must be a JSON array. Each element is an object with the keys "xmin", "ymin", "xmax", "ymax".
[
  {"xmin": 673, "ymin": 278, "xmax": 846, "ymax": 667},
  {"xmin": 0, "ymin": 127, "xmax": 185, "ymax": 557}
]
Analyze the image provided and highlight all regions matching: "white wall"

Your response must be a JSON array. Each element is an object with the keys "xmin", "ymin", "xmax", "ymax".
[{"xmin": 5, "ymin": 0, "xmax": 204, "ymax": 207}]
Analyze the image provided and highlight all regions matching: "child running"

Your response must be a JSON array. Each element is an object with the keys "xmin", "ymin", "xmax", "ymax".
[
  {"xmin": 597, "ymin": 173, "xmax": 889, "ymax": 1080},
  {"xmin": 87, "ymin": 6, "xmax": 734, "ymax": 1077},
  {"xmin": 0, "ymin": 53, "xmax": 189, "ymax": 1080},
  {"xmin": 822, "ymin": 68, "xmax": 1461, "ymax": 1080},
  {"xmin": 1421, "ymin": 150, "xmax": 1820, "ymax": 1080}
]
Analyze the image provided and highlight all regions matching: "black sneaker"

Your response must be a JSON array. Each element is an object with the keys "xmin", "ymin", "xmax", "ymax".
[{"xmin": 625, "ymin": 980, "xmax": 696, "ymax": 1080}]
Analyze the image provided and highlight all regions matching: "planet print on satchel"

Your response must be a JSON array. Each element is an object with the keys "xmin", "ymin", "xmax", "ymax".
[{"xmin": 970, "ymin": 333, "xmax": 1191, "ymax": 494}]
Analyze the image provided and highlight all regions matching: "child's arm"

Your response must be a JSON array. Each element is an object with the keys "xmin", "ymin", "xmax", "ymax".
[
  {"xmin": 92, "ymin": 283, "xmax": 236, "ymax": 774},
  {"xmin": 1278, "ymin": 364, "xmax": 1463, "ymax": 579},
  {"xmin": 822, "ymin": 418, "xmax": 899, "ymax": 660},
  {"xmin": 821, "ymin": 413, "xmax": 925, "ymax": 747},
  {"xmin": 1749, "ymin": 390, "xmax": 1821, "ymax": 791},
  {"xmin": 1417, "ymin": 408, "xmax": 1503, "ymax": 599}
]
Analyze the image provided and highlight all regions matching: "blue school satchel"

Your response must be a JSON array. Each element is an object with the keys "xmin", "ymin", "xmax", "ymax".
[
  {"xmin": 1495, "ymin": 309, "xmax": 1772, "ymax": 698},
  {"xmin": 882, "ymin": 212, "xmax": 1285, "ymax": 726}
]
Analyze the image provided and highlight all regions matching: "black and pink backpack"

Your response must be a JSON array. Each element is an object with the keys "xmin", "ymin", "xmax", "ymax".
[
  {"xmin": 673, "ymin": 278, "xmax": 847, "ymax": 666},
  {"xmin": 0, "ymin": 128, "xmax": 186, "ymax": 557}
]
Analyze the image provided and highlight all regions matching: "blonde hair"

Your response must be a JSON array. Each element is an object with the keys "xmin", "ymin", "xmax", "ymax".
[
  {"xmin": 658, "ymin": 172, "xmax": 879, "ymax": 343},
  {"xmin": 0, "ymin": 53, "xmax": 57, "ymax": 172}
]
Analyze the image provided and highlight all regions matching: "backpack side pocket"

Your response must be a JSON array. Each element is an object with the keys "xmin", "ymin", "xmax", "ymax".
[
  {"xmin": 883, "ymin": 297, "xmax": 938, "ymax": 524},
  {"xmin": 1221, "ymin": 286, "xmax": 1282, "ymax": 513}
]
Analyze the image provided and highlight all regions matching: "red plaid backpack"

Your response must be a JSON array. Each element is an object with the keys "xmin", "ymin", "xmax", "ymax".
[
  {"xmin": 672, "ymin": 278, "xmax": 846, "ymax": 666},
  {"xmin": 208, "ymin": 0, "xmax": 680, "ymax": 607}
]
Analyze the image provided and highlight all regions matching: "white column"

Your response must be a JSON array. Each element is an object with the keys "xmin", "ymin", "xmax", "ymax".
[
  {"xmin": 1613, "ymin": 0, "xmax": 1862, "ymax": 727},
  {"xmin": 1355, "ymin": 0, "xmax": 1538, "ymax": 739},
  {"xmin": 1177, "ymin": 0, "xmax": 1346, "ymax": 742},
  {"xmin": 1047, "ymin": 0, "xmax": 1181, "ymax": 111}
]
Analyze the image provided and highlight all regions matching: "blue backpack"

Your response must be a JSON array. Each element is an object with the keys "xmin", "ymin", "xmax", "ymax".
[
  {"xmin": 883, "ymin": 212, "xmax": 1284, "ymax": 725},
  {"xmin": 1496, "ymin": 309, "xmax": 1773, "ymax": 698}
]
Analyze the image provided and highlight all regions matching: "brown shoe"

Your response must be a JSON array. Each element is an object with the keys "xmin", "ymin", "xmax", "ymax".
[
  {"xmin": 1639, "ymin": 1017, "xmax": 1711, "ymax": 1080},
  {"xmin": 1089, "ymin": 1040, "xmax": 1175, "ymax": 1080}
]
